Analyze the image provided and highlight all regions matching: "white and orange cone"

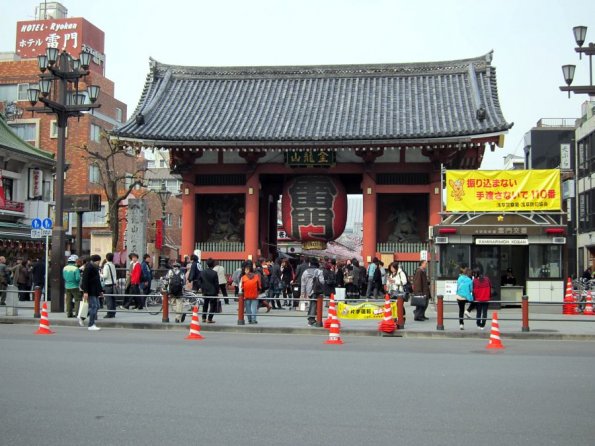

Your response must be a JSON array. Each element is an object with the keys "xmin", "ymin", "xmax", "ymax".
[
  {"xmin": 584, "ymin": 291, "xmax": 594, "ymax": 316},
  {"xmin": 486, "ymin": 311, "xmax": 504, "ymax": 350},
  {"xmin": 563, "ymin": 277, "xmax": 575, "ymax": 315},
  {"xmin": 378, "ymin": 294, "xmax": 396, "ymax": 334},
  {"xmin": 323, "ymin": 293, "xmax": 340, "ymax": 329},
  {"xmin": 324, "ymin": 301, "xmax": 343, "ymax": 345},
  {"xmin": 34, "ymin": 302, "xmax": 54, "ymax": 335},
  {"xmin": 185, "ymin": 306, "xmax": 204, "ymax": 340}
]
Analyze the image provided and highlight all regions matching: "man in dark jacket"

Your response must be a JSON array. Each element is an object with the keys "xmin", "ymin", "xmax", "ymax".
[
  {"xmin": 187, "ymin": 254, "xmax": 202, "ymax": 291},
  {"xmin": 81, "ymin": 254, "xmax": 103, "ymax": 331},
  {"xmin": 412, "ymin": 260, "xmax": 430, "ymax": 321},
  {"xmin": 31, "ymin": 257, "xmax": 45, "ymax": 293},
  {"xmin": 200, "ymin": 258, "xmax": 220, "ymax": 323}
]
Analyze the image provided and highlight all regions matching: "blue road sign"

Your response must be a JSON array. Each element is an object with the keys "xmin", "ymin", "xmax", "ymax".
[
  {"xmin": 42, "ymin": 218, "xmax": 53, "ymax": 229},
  {"xmin": 31, "ymin": 218, "xmax": 42, "ymax": 229}
]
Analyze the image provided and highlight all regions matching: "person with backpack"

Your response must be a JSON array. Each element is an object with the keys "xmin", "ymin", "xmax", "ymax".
[
  {"xmin": 166, "ymin": 262, "xmax": 187, "ymax": 323},
  {"xmin": 300, "ymin": 257, "xmax": 325, "ymax": 326}
]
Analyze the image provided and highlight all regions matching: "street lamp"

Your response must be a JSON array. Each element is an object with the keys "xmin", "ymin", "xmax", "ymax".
[
  {"xmin": 156, "ymin": 180, "xmax": 172, "ymax": 268},
  {"xmin": 559, "ymin": 26, "xmax": 595, "ymax": 97},
  {"xmin": 26, "ymin": 47, "xmax": 101, "ymax": 312}
]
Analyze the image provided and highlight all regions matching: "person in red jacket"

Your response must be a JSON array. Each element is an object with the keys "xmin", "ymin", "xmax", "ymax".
[
  {"xmin": 121, "ymin": 253, "xmax": 143, "ymax": 310},
  {"xmin": 472, "ymin": 269, "xmax": 491, "ymax": 329}
]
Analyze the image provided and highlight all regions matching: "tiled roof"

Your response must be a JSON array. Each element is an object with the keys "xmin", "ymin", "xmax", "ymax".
[
  {"xmin": 114, "ymin": 53, "xmax": 512, "ymax": 145},
  {"xmin": 0, "ymin": 117, "xmax": 54, "ymax": 163}
]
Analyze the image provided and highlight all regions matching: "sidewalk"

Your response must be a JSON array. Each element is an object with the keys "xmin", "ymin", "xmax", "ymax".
[{"xmin": 3, "ymin": 297, "xmax": 595, "ymax": 340}]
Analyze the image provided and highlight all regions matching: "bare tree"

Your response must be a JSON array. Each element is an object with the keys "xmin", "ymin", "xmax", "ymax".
[{"xmin": 79, "ymin": 133, "xmax": 149, "ymax": 251}]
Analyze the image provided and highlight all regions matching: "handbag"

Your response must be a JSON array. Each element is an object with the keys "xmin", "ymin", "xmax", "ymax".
[
  {"xmin": 77, "ymin": 300, "xmax": 89, "ymax": 319},
  {"xmin": 410, "ymin": 294, "xmax": 427, "ymax": 307}
]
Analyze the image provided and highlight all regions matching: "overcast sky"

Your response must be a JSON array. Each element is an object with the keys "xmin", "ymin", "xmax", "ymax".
[{"xmin": 1, "ymin": 0, "xmax": 594, "ymax": 168}]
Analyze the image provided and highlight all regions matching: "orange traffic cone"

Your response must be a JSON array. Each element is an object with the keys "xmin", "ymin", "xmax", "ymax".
[
  {"xmin": 324, "ymin": 300, "xmax": 343, "ymax": 345},
  {"xmin": 185, "ymin": 306, "xmax": 204, "ymax": 340},
  {"xmin": 34, "ymin": 302, "xmax": 54, "ymax": 335},
  {"xmin": 378, "ymin": 294, "xmax": 397, "ymax": 334},
  {"xmin": 486, "ymin": 311, "xmax": 504, "ymax": 350},
  {"xmin": 323, "ymin": 293, "xmax": 340, "ymax": 329},
  {"xmin": 563, "ymin": 277, "xmax": 575, "ymax": 315},
  {"xmin": 584, "ymin": 291, "xmax": 594, "ymax": 316}
]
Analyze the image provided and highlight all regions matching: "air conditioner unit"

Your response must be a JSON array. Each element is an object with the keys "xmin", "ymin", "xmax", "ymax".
[
  {"xmin": 435, "ymin": 237, "xmax": 449, "ymax": 244},
  {"xmin": 552, "ymin": 237, "xmax": 566, "ymax": 244}
]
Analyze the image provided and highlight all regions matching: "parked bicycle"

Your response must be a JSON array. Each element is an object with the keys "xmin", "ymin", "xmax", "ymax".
[{"xmin": 146, "ymin": 277, "xmax": 203, "ymax": 315}]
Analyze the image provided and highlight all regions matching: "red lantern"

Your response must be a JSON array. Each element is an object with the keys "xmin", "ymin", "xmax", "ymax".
[{"xmin": 281, "ymin": 175, "xmax": 347, "ymax": 250}]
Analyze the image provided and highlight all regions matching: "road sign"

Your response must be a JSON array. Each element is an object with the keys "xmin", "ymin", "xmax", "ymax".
[
  {"xmin": 42, "ymin": 218, "xmax": 53, "ymax": 229},
  {"xmin": 31, "ymin": 218, "xmax": 42, "ymax": 229},
  {"xmin": 31, "ymin": 229, "xmax": 42, "ymax": 238},
  {"xmin": 41, "ymin": 229, "xmax": 52, "ymax": 237}
]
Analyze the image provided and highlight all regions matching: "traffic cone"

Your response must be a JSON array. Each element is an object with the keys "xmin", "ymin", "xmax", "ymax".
[
  {"xmin": 584, "ymin": 291, "xmax": 594, "ymax": 316},
  {"xmin": 34, "ymin": 302, "xmax": 54, "ymax": 335},
  {"xmin": 378, "ymin": 294, "xmax": 397, "ymax": 334},
  {"xmin": 323, "ymin": 293, "xmax": 340, "ymax": 329},
  {"xmin": 184, "ymin": 306, "xmax": 204, "ymax": 340},
  {"xmin": 486, "ymin": 311, "xmax": 504, "ymax": 350},
  {"xmin": 324, "ymin": 302, "xmax": 343, "ymax": 345},
  {"xmin": 563, "ymin": 277, "xmax": 575, "ymax": 315}
]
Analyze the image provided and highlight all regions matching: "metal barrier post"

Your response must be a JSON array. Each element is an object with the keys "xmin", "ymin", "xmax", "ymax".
[
  {"xmin": 397, "ymin": 296, "xmax": 405, "ymax": 329},
  {"xmin": 436, "ymin": 295, "xmax": 444, "ymax": 331},
  {"xmin": 237, "ymin": 293, "xmax": 245, "ymax": 325},
  {"xmin": 33, "ymin": 287, "xmax": 41, "ymax": 318},
  {"xmin": 316, "ymin": 296, "xmax": 323, "ymax": 327},
  {"xmin": 522, "ymin": 295, "xmax": 530, "ymax": 332},
  {"xmin": 161, "ymin": 290, "xmax": 169, "ymax": 323}
]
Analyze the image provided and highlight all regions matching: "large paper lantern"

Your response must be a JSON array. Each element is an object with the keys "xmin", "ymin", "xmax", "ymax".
[{"xmin": 281, "ymin": 175, "xmax": 347, "ymax": 250}]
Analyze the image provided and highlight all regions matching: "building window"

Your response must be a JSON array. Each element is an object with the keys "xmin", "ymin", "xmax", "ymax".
[
  {"xmin": 17, "ymin": 83, "xmax": 35, "ymax": 101},
  {"xmin": 89, "ymin": 123, "xmax": 102, "ymax": 143},
  {"xmin": 159, "ymin": 159, "xmax": 167, "ymax": 168},
  {"xmin": 89, "ymin": 164, "xmax": 101, "ymax": 183},
  {"xmin": 438, "ymin": 244, "xmax": 469, "ymax": 278},
  {"xmin": 146, "ymin": 160, "xmax": 155, "ymax": 168},
  {"xmin": 166, "ymin": 213, "xmax": 172, "ymax": 227},
  {"xmin": 115, "ymin": 107, "xmax": 123, "ymax": 123},
  {"xmin": 82, "ymin": 205, "xmax": 107, "ymax": 226},
  {"xmin": 2, "ymin": 177, "xmax": 14, "ymax": 201},
  {"xmin": 50, "ymin": 120, "xmax": 68, "ymax": 139},
  {"xmin": 8, "ymin": 122, "xmax": 37, "ymax": 146},
  {"xmin": 0, "ymin": 84, "xmax": 18, "ymax": 102},
  {"xmin": 528, "ymin": 245, "xmax": 562, "ymax": 279}
]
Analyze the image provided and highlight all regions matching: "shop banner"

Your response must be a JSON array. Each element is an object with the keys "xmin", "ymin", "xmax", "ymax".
[
  {"xmin": 445, "ymin": 169, "xmax": 561, "ymax": 212},
  {"xmin": 337, "ymin": 301, "xmax": 397, "ymax": 319}
]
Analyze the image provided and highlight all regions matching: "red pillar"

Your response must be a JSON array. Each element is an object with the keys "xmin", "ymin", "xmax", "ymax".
[
  {"xmin": 429, "ymin": 170, "xmax": 442, "ymax": 226},
  {"xmin": 180, "ymin": 186, "xmax": 196, "ymax": 259},
  {"xmin": 361, "ymin": 173, "xmax": 377, "ymax": 265},
  {"xmin": 245, "ymin": 174, "xmax": 260, "ymax": 260}
]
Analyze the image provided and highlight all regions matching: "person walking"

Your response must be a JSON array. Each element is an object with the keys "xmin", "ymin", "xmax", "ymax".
[
  {"xmin": 412, "ymin": 260, "xmax": 431, "ymax": 321},
  {"xmin": 280, "ymin": 259, "xmax": 293, "ymax": 307},
  {"xmin": 268, "ymin": 258, "xmax": 283, "ymax": 309},
  {"xmin": 386, "ymin": 261, "xmax": 409, "ymax": 319},
  {"xmin": 200, "ymin": 258, "xmax": 220, "ymax": 323},
  {"xmin": 80, "ymin": 254, "xmax": 103, "ymax": 331},
  {"xmin": 121, "ymin": 253, "xmax": 142, "ymax": 310},
  {"xmin": 213, "ymin": 261, "xmax": 229, "ymax": 304},
  {"xmin": 186, "ymin": 254, "xmax": 202, "ymax": 292},
  {"xmin": 140, "ymin": 254, "xmax": 153, "ymax": 309},
  {"xmin": 301, "ymin": 257, "xmax": 325, "ymax": 326},
  {"xmin": 0, "ymin": 256, "xmax": 11, "ymax": 306},
  {"xmin": 166, "ymin": 262, "xmax": 186, "ymax": 323},
  {"xmin": 12, "ymin": 259, "xmax": 31, "ymax": 301},
  {"xmin": 365, "ymin": 257, "xmax": 380, "ymax": 299},
  {"xmin": 456, "ymin": 267, "xmax": 474, "ymax": 330},
  {"xmin": 63, "ymin": 255, "xmax": 81, "ymax": 318},
  {"xmin": 101, "ymin": 252, "xmax": 118, "ymax": 318},
  {"xmin": 241, "ymin": 262, "xmax": 261, "ymax": 324},
  {"xmin": 473, "ymin": 269, "xmax": 491, "ymax": 329}
]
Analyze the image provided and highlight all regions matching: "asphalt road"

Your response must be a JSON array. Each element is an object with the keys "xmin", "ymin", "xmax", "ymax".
[{"xmin": 1, "ymin": 325, "xmax": 594, "ymax": 446}]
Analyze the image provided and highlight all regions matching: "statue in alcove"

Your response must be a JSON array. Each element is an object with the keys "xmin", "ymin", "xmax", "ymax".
[
  {"xmin": 206, "ymin": 197, "xmax": 243, "ymax": 242},
  {"xmin": 387, "ymin": 207, "xmax": 421, "ymax": 242}
]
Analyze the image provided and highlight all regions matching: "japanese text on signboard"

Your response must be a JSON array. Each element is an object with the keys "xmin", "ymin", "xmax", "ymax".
[{"xmin": 445, "ymin": 169, "xmax": 561, "ymax": 212}]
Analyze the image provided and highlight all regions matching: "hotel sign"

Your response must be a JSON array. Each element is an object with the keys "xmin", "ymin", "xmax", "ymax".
[
  {"xmin": 285, "ymin": 149, "xmax": 336, "ymax": 167},
  {"xmin": 475, "ymin": 238, "xmax": 529, "ymax": 245}
]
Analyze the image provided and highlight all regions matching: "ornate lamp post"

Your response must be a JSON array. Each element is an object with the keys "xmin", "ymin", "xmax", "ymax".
[
  {"xmin": 559, "ymin": 26, "xmax": 595, "ymax": 97},
  {"xmin": 27, "ymin": 48, "xmax": 101, "ymax": 312},
  {"xmin": 156, "ymin": 180, "xmax": 172, "ymax": 268}
]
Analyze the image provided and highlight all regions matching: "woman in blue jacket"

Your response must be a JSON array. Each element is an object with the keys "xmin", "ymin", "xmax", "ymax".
[{"xmin": 456, "ymin": 267, "xmax": 473, "ymax": 330}]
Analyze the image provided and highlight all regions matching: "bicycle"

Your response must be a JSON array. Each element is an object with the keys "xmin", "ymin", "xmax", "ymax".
[{"xmin": 147, "ymin": 278, "xmax": 203, "ymax": 316}]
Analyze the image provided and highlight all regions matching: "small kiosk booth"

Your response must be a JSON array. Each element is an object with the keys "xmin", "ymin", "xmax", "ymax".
[{"xmin": 433, "ymin": 169, "xmax": 566, "ymax": 305}]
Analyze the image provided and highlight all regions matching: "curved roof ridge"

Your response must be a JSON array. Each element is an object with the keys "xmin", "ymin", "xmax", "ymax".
[{"xmin": 149, "ymin": 52, "xmax": 495, "ymax": 79}]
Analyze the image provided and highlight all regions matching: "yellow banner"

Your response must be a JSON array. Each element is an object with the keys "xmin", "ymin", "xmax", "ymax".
[
  {"xmin": 337, "ymin": 302, "xmax": 397, "ymax": 320},
  {"xmin": 445, "ymin": 169, "xmax": 561, "ymax": 212}
]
